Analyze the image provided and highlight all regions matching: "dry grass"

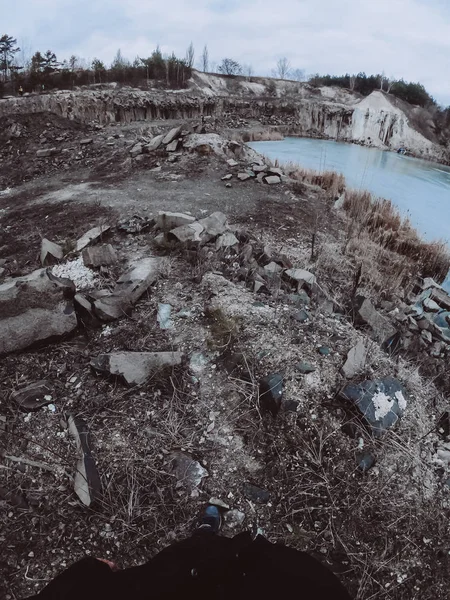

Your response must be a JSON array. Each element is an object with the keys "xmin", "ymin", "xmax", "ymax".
[{"xmin": 343, "ymin": 189, "xmax": 450, "ymax": 282}]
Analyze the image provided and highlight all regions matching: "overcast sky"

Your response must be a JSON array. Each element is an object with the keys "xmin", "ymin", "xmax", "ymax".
[{"xmin": 4, "ymin": 0, "xmax": 450, "ymax": 105}]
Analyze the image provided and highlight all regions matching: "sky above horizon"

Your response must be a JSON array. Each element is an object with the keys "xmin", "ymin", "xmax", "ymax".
[{"xmin": 4, "ymin": 0, "xmax": 450, "ymax": 105}]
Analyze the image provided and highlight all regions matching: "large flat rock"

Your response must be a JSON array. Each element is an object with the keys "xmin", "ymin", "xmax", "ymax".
[{"xmin": 91, "ymin": 351, "xmax": 184, "ymax": 385}]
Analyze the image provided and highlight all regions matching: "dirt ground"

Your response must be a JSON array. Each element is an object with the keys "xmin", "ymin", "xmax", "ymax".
[{"xmin": 1, "ymin": 112, "xmax": 449, "ymax": 600}]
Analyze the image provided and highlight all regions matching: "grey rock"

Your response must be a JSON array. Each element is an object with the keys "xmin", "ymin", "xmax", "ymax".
[
  {"xmin": 243, "ymin": 483, "xmax": 270, "ymax": 504},
  {"xmin": 318, "ymin": 346, "xmax": 331, "ymax": 356},
  {"xmin": 198, "ymin": 212, "xmax": 228, "ymax": 237},
  {"xmin": 265, "ymin": 175, "xmax": 281, "ymax": 185},
  {"xmin": 430, "ymin": 341, "xmax": 444, "ymax": 357},
  {"xmin": 162, "ymin": 126, "xmax": 182, "ymax": 145},
  {"xmin": 91, "ymin": 351, "xmax": 183, "ymax": 385},
  {"xmin": 80, "ymin": 138, "xmax": 93, "ymax": 145},
  {"xmin": 264, "ymin": 261, "xmax": 283, "ymax": 274},
  {"xmin": 76, "ymin": 225, "xmax": 111, "ymax": 252},
  {"xmin": 430, "ymin": 287, "xmax": 450, "ymax": 310},
  {"xmin": 417, "ymin": 317, "xmax": 430, "ymax": 330},
  {"xmin": 67, "ymin": 415, "xmax": 101, "ymax": 507},
  {"xmin": 267, "ymin": 167, "xmax": 283, "ymax": 176},
  {"xmin": 40, "ymin": 238, "xmax": 63, "ymax": 266},
  {"xmin": 423, "ymin": 297, "xmax": 440, "ymax": 312},
  {"xmin": 295, "ymin": 362, "xmax": 316, "ymax": 374},
  {"xmin": 227, "ymin": 158, "xmax": 239, "ymax": 167},
  {"xmin": 357, "ymin": 453, "xmax": 376, "ymax": 472},
  {"xmin": 340, "ymin": 377, "xmax": 408, "ymax": 436},
  {"xmin": 146, "ymin": 134, "xmax": 165, "ymax": 151},
  {"xmin": 237, "ymin": 172, "xmax": 251, "ymax": 181},
  {"xmin": 169, "ymin": 222, "xmax": 204, "ymax": 243},
  {"xmin": 0, "ymin": 269, "xmax": 77, "ymax": 355},
  {"xmin": 354, "ymin": 296, "xmax": 396, "ymax": 344},
  {"xmin": 82, "ymin": 244, "xmax": 117, "ymax": 268},
  {"xmin": 157, "ymin": 303, "xmax": 173, "ymax": 329},
  {"xmin": 285, "ymin": 268, "xmax": 316, "ymax": 288},
  {"xmin": 225, "ymin": 183, "xmax": 232, "ymax": 188},
  {"xmin": 93, "ymin": 295, "xmax": 132, "ymax": 321},
  {"xmin": 11, "ymin": 381, "xmax": 53, "ymax": 412},
  {"xmin": 421, "ymin": 330, "xmax": 433, "ymax": 344},
  {"xmin": 342, "ymin": 339, "xmax": 369, "ymax": 378},
  {"xmin": 114, "ymin": 257, "xmax": 162, "ymax": 303},
  {"xmin": 130, "ymin": 143, "xmax": 143, "ymax": 157},
  {"xmin": 215, "ymin": 232, "xmax": 239, "ymax": 249},
  {"xmin": 286, "ymin": 292, "xmax": 310, "ymax": 308},
  {"xmin": 36, "ymin": 148, "xmax": 57, "ymax": 158},
  {"xmin": 166, "ymin": 139, "xmax": 179, "ymax": 152},
  {"xmin": 293, "ymin": 309, "xmax": 310, "ymax": 323},
  {"xmin": 256, "ymin": 172, "xmax": 266, "ymax": 183},
  {"xmin": 208, "ymin": 497, "xmax": 230, "ymax": 510},
  {"xmin": 259, "ymin": 373, "xmax": 283, "ymax": 416},
  {"xmin": 224, "ymin": 509, "xmax": 245, "ymax": 529},
  {"xmin": 156, "ymin": 211, "xmax": 195, "ymax": 231},
  {"xmin": 252, "ymin": 164, "xmax": 268, "ymax": 173},
  {"xmin": 170, "ymin": 452, "xmax": 208, "ymax": 491},
  {"xmin": 221, "ymin": 174, "xmax": 233, "ymax": 180}
]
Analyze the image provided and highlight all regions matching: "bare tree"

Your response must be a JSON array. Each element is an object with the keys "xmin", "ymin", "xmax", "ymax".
[
  {"xmin": 242, "ymin": 63, "xmax": 254, "ymax": 79},
  {"xmin": 385, "ymin": 75, "xmax": 395, "ymax": 93},
  {"xmin": 201, "ymin": 45, "xmax": 209, "ymax": 72},
  {"xmin": 349, "ymin": 74, "xmax": 357, "ymax": 91},
  {"xmin": 291, "ymin": 68, "xmax": 305, "ymax": 82},
  {"xmin": 273, "ymin": 57, "xmax": 291, "ymax": 80},
  {"xmin": 218, "ymin": 58, "xmax": 242, "ymax": 75},
  {"xmin": 185, "ymin": 42, "xmax": 195, "ymax": 68},
  {"xmin": 379, "ymin": 71, "xmax": 385, "ymax": 91}
]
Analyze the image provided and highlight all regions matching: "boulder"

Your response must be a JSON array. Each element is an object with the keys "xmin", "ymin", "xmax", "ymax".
[
  {"xmin": 354, "ymin": 296, "xmax": 397, "ymax": 343},
  {"xmin": 340, "ymin": 377, "xmax": 408, "ymax": 436},
  {"xmin": 156, "ymin": 211, "xmax": 195, "ymax": 231},
  {"xmin": 265, "ymin": 175, "xmax": 281, "ymax": 185},
  {"xmin": 170, "ymin": 452, "xmax": 208, "ymax": 491},
  {"xmin": 0, "ymin": 269, "xmax": 77, "ymax": 355},
  {"xmin": 341, "ymin": 339, "xmax": 369, "ymax": 378},
  {"xmin": 169, "ymin": 222, "xmax": 204, "ymax": 243},
  {"xmin": 162, "ymin": 126, "xmax": 182, "ymax": 145},
  {"xmin": 259, "ymin": 373, "xmax": 283, "ymax": 416},
  {"xmin": 91, "ymin": 351, "xmax": 183, "ymax": 385},
  {"xmin": 76, "ymin": 225, "xmax": 111, "ymax": 252},
  {"xmin": 11, "ymin": 381, "xmax": 53, "ymax": 412},
  {"xmin": 146, "ymin": 134, "xmax": 165, "ymax": 151},
  {"xmin": 82, "ymin": 244, "xmax": 117, "ymax": 268},
  {"xmin": 40, "ymin": 238, "xmax": 63, "ymax": 266}
]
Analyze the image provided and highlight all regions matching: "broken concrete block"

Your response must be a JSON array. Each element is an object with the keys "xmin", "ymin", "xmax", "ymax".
[
  {"xmin": 40, "ymin": 238, "xmax": 63, "ymax": 266},
  {"xmin": 215, "ymin": 232, "xmax": 239, "ymax": 250},
  {"xmin": 342, "ymin": 339, "xmax": 369, "ymax": 378},
  {"xmin": 354, "ymin": 296, "xmax": 397, "ymax": 344},
  {"xmin": 156, "ymin": 211, "xmax": 195, "ymax": 231},
  {"xmin": 74, "ymin": 293, "xmax": 100, "ymax": 327},
  {"xmin": 91, "ymin": 351, "xmax": 183, "ymax": 385},
  {"xmin": 0, "ymin": 269, "xmax": 77, "ymax": 355},
  {"xmin": 169, "ymin": 222, "xmax": 204, "ymax": 243},
  {"xmin": 146, "ymin": 134, "xmax": 165, "ymax": 151},
  {"xmin": 76, "ymin": 225, "xmax": 111, "ymax": 252},
  {"xmin": 265, "ymin": 175, "xmax": 281, "ymax": 185},
  {"xmin": 11, "ymin": 381, "xmax": 53, "ymax": 412},
  {"xmin": 162, "ymin": 126, "xmax": 182, "ymax": 145},
  {"xmin": 93, "ymin": 295, "xmax": 132, "ymax": 322},
  {"xmin": 82, "ymin": 244, "xmax": 117, "ymax": 268},
  {"xmin": 67, "ymin": 415, "xmax": 101, "ymax": 507},
  {"xmin": 198, "ymin": 212, "xmax": 228, "ymax": 236}
]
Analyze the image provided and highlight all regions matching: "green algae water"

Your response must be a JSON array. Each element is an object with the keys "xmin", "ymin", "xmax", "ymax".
[{"xmin": 249, "ymin": 138, "xmax": 450, "ymax": 291}]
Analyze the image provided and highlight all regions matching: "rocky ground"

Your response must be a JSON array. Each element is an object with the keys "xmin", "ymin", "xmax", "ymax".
[{"xmin": 1, "ymin": 111, "xmax": 450, "ymax": 600}]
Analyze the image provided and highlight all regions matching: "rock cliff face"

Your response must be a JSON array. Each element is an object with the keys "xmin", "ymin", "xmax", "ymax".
[{"xmin": 0, "ymin": 79, "xmax": 445, "ymax": 162}]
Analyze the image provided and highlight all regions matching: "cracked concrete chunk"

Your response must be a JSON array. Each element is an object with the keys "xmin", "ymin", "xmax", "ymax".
[
  {"xmin": 146, "ymin": 134, "xmax": 165, "ymax": 151},
  {"xmin": 91, "ymin": 351, "xmax": 183, "ymax": 385},
  {"xmin": 215, "ymin": 232, "xmax": 239, "ymax": 249},
  {"xmin": 114, "ymin": 257, "xmax": 161, "ymax": 303},
  {"xmin": 76, "ymin": 225, "xmax": 111, "ymax": 252},
  {"xmin": 265, "ymin": 175, "xmax": 281, "ymax": 185},
  {"xmin": 162, "ymin": 126, "xmax": 182, "ymax": 145},
  {"xmin": 354, "ymin": 296, "xmax": 397, "ymax": 343},
  {"xmin": 198, "ymin": 212, "xmax": 228, "ymax": 236},
  {"xmin": 169, "ymin": 222, "xmax": 204, "ymax": 243}
]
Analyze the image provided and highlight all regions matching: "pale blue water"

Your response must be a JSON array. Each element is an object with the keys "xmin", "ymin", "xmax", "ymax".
[{"xmin": 249, "ymin": 138, "xmax": 450, "ymax": 291}]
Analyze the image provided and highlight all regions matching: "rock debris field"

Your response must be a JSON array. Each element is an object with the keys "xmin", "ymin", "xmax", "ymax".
[{"xmin": 0, "ymin": 111, "xmax": 449, "ymax": 600}]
